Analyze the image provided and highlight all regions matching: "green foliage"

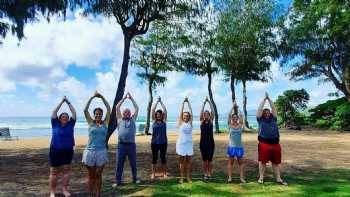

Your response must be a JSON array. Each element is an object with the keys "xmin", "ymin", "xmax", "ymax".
[
  {"xmin": 309, "ymin": 97, "xmax": 350, "ymax": 131},
  {"xmin": 275, "ymin": 89, "xmax": 310, "ymax": 127},
  {"xmin": 278, "ymin": 0, "xmax": 350, "ymax": 100},
  {"xmin": 216, "ymin": 0, "xmax": 278, "ymax": 83}
]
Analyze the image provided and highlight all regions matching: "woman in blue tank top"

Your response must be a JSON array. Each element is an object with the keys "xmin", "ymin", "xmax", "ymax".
[
  {"xmin": 150, "ymin": 96, "xmax": 168, "ymax": 180},
  {"xmin": 49, "ymin": 96, "xmax": 76, "ymax": 197},
  {"xmin": 227, "ymin": 101, "xmax": 246, "ymax": 183},
  {"xmin": 82, "ymin": 91, "xmax": 111, "ymax": 197}
]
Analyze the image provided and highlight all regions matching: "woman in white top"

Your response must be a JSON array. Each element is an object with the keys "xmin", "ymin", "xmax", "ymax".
[{"xmin": 176, "ymin": 96, "xmax": 193, "ymax": 184}]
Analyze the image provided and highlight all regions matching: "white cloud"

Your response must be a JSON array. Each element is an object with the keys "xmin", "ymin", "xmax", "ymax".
[{"xmin": 0, "ymin": 10, "xmax": 123, "ymax": 99}]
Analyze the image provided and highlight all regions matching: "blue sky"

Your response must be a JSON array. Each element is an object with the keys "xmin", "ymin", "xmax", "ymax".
[{"xmin": 0, "ymin": 1, "xmax": 339, "ymax": 117}]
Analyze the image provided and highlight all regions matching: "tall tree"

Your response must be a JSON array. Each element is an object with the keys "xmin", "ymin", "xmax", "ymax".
[
  {"xmin": 174, "ymin": 2, "xmax": 221, "ymax": 133},
  {"xmin": 87, "ymin": 1, "xmax": 189, "ymax": 142},
  {"xmin": 131, "ymin": 21, "xmax": 174, "ymax": 135},
  {"xmin": 217, "ymin": 0, "xmax": 277, "ymax": 127},
  {"xmin": 0, "ymin": 0, "xmax": 84, "ymax": 44},
  {"xmin": 278, "ymin": 0, "xmax": 350, "ymax": 103}
]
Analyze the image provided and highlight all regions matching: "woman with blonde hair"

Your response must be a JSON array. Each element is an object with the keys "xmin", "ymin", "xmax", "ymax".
[{"xmin": 176, "ymin": 97, "xmax": 194, "ymax": 183}]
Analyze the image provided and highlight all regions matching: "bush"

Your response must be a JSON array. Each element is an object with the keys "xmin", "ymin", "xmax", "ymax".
[
  {"xmin": 314, "ymin": 119, "xmax": 332, "ymax": 128},
  {"xmin": 309, "ymin": 97, "xmax": 350, "ymax": 131}
]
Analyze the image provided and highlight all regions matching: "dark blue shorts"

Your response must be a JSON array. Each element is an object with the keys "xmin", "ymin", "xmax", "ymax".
[
  {"xmin": 49, "ymin": 148, "xmax": 74, "ymax": 167},
  {"xmin": 227, "ymin": 146, "xmax": 244, "ymax": 159}
]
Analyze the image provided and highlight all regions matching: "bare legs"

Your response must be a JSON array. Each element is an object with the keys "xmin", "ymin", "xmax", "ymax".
[
  {"xmin": 50, "ymin": 166, "xmax": 71, "ymax": 197},
  {"xmin": 227, "ymin": 157, "xmax": 245, "ymax": 183},
  {"xmin": 49, "ymin": 167, "xmax": 59, "ymax": 197},
  {"xmin": 258, "ymin": 161, "xmax": 266, "ymax": 183},
  {"xmin": 178, "ymin": 155, "xmax": 192, "ymax": 183},
  {"xmin": 62, "ymin": 165, "xmax": 72, "ymax": 197},
  {"xmin": 151, "ymin": 163, "xmax": 168, "ymax": 179},
  {"xmin": 151, "ymin": 164, "xmax": 156, "ymax": 180},
  {"xmin": 86, "ymin": 166, "xmax": 104, "ymax": 197}
]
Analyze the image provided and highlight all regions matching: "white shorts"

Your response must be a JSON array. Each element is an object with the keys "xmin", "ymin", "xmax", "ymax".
[{"xmin": 82, "ymin": 149, "xmax": 108, "ymax": 167}]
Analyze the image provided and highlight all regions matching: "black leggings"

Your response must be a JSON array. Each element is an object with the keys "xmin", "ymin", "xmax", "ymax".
[{"xmin": 151, "ymin": 144, "xmax": 167, "ymax": 164}]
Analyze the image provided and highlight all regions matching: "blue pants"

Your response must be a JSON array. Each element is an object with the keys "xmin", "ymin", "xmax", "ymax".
[{"xmin": 116, "ymin": 143, "xmax": 137, "ymax": 184}]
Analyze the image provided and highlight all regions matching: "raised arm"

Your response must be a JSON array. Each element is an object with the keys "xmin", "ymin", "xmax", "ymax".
[
  {"xmin": 159, "ymin": 98, "xmax": 167, "ymax": 122},
  {"xmin": 52, "ymin": 97, "xmax": 65, "ymax": 119},
  {"xmin": 116, "ymin": 94, "xmax": 127, "ymax": 121},
  {"xmin": 199, "ymin": 98, "xmax": 207, "ymax": 122},
  {"xmin": 128, "ymin": 93, "xmax": 139, "ymax": 121},
  {"xmin": 65, "ymin": 97, "xmax": 77, "ymax": 120},
  {"xmin": 98, "ymin": 93, "xmax": 111, "ymax": 125},
  {"xmin": 186, "ymin": 98, "xmax": 193, "ymax": 123},
  {"xmin": 257, "ymin": 94, "xmax": 267, "ymax": 118},
  {"xmin": 151, "ymin": 99, "xmax": 159, "ymax": 121},
  {"xmin": 207, "ymin": 98, "xmax": 215, "ymax": 122},
  {"xmin": 227, "ymin": 102, "xmax": 235, "ymax": 125},
  {"xmin": 266, "ymin": 94, "xmax": 277, "ymax": 118},
  {"xmin": 178, "ymin": 100, "xmax": 185, "ymax": 125},
  {"xmin": 238, "ymin": 110, "xmax": 244, "ymax": 128},
  {"xmin": 84, "ymin": 94, "xmax": 95, "ymax": 125}
]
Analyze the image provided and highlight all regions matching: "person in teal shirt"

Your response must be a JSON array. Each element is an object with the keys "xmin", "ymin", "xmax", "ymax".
[
  {"xmin": 82, "ymin": 91, "xmax": 111, "ymax": 197},
  {"xmin": 226, "ymin": 101, "xmax": 246, "ymax": 183}
]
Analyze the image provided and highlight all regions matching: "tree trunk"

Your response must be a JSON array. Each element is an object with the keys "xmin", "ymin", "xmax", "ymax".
[
  {"xmin": 242, "ymin": 80, "xmax": 249, "ymax": 128},
  {"xmin": 106, "ymin": 36, "xmax": 132, "ymax": 144},
  {"xmin": 207, "ymin": 72, "xmax": 220, "ymax": 133},
  {"xmin": 345, "ymin": 65, "xmax": 350, "ymax": 102},
  {"xmin": 230, "ymin": 72, "xmax": 236, "ymax": 102},
  {"xmin": 145, "ymin": 79, "xmax": 153, "ymax": 135}
]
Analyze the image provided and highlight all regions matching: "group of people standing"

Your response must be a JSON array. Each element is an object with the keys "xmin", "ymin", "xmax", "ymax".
[{"xmin": 48, "ymin": 91, "xmax": 287, "ymax": 197}]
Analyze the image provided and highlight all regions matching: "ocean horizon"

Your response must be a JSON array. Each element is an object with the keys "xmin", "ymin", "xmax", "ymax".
[{"xmin": 0, "ymin": 114, "xmax": 258, "ymax": 138}]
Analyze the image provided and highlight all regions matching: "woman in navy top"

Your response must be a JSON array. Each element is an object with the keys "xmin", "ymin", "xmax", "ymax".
[
  {"xmin": 150, "ymin": 96, "xmax": 168, "ymax": 180},
  {"xmin": 49, "ymin": 96, "xmax": 76, "ymax": 197}
]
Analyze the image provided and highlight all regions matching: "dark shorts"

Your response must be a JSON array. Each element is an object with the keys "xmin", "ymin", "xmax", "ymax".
[
  {"xmin": 258, "ymin": 142, "xmax": 281, "ymax": 164},
  {"xmin": 49, "ymin": 148, "xmax": 74, "ymax": 167},
  {"xmin": 151, "ymin": 144, "xmax": 167, "ymax": 164},
  {"xmin": 200, "ymin": 144, "xmax": 215, "ymax": 162}
]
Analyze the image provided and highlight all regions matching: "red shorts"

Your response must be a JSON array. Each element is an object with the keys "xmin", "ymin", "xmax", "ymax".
[{"xmin": 258, "ymin": 142, "xmax": 281, "ymax": 164}]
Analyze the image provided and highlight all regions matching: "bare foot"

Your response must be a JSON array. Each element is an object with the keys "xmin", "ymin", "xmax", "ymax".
[
  {"xmin": 50, "ymin": 192, "xmax": 55, "ymax": 197},
  {"xmin": 240, "ymin": 178, "xmax": 246, "ymax": 183},
  {"xmin": 179, "ymin": 178, "xmax": 184, "ymax": 184},
  {"xmin": 187, "ymin": 177, "xmax": 192, "ymax": 183},
  {"xmin": 151, "ymin": 174, "xmax": 155, "ymax": 180},
  {"xmin": 163, "ymin": 173, "xmax": 168, "ymax": 179},
  {"xmin": 62, "ymin": 189, "xmax": 71, "ymax": 197}
]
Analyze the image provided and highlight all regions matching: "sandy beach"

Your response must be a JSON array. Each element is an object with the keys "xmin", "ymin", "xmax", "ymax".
[{"xmin": 1, "ymin": 129, "xmax": 350, "ymax": 196}]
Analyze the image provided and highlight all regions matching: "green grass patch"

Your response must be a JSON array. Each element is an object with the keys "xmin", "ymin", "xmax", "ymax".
[{"xmin": 103, "ymin": 169, "xmax": 350, "ymax": 196}]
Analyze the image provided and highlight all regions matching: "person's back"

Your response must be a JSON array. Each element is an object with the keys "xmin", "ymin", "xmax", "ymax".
[{"xmin": 257, "ymin": 116, "xmax": 279, "ymax": 144}]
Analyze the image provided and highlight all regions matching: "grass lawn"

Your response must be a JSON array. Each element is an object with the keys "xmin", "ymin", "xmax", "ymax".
[{"xmin": 104, "ymin": 169, "xmax": 350, "ymax": 197}]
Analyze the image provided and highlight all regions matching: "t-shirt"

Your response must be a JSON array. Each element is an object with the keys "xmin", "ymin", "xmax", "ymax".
[
  {"xmin": 50, "ymin": 118, "xmax": 75, "ymax": 149},
  {"xmin": 151, "ymin": 121, "xmax": 167, "ymax": 145},
  {"xmin": 257, "ymin": 116, "xmax": 279, "ymax": 144},
  {"xmin": 117, "ymin": 119, "xmax": 136, "ymax": 144}
]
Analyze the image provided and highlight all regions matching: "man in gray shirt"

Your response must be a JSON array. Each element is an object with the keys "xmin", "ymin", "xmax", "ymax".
[{"xmin": 114, "ymin": 92, "xmax": 139, "ymax": 186}]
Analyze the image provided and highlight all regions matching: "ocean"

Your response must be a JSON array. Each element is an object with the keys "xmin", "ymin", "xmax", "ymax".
[{"xmin": 0, "ymin": 115, "xmax": 258, "ymax": 138}]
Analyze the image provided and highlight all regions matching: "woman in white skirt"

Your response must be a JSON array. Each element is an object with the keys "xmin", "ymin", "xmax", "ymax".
[
  {"xmin": 176, "ymin": 96, "xmax": 193, "ymax": 183},
  {"xmin": 82, "ymin": 91, "xmax": 111, "ymax": 197}
]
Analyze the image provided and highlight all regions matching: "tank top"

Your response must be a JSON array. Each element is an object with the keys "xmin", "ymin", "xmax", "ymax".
[
  {"xmin": 86, "ymin": 123, "xmax": 107, "ymax": 151},
  {"xmin": 178, "ymin": 122, "xmax": 193, "ymax": 144},
  {"xmin": 152, "ymin": 121, "xmax": 167, "ymax": 144},
  {"xmin": 229, "ymin": 127, "xmax": 243, "ymax": 147},
  {"xmin": 200, "ymin": 121, "xmax": 214, "ymax": 147}
]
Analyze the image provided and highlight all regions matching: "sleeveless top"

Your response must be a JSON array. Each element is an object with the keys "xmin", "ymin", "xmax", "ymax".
[
  {"xmin": 200, "ymin": 121, "xmax": 215, "ymax": 148},
  {"xmin": 86, "ymin": 123, "xmax": 107, "ymax": 151},
  {"xmin": 228, "ymin": 127, "xmax": 243, "ymax": 147},
  {"xmin": 152, "ymin": 121, "xmax": 167, "ymax": 144},
  {"xmin": 178, "ymin": 122, "xmax": 193, "ymax": 144},
  {"xmin": 118, "ymin": 119, "xmax": 136, "ymax": 143}
]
